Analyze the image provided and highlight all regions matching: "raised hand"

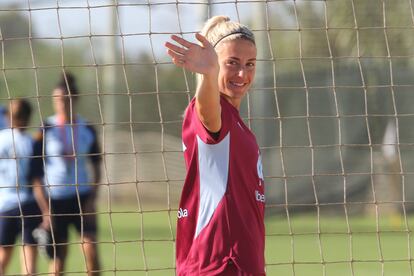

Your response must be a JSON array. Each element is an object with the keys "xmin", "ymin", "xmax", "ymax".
[{"xmin": 165, "ymin": 33, "xmax": 219, "ymax": 76}]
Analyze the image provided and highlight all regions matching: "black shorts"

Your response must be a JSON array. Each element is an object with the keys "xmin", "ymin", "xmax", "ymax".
[
  {"xmin": 50, "ymin": 193, "xmax": 97, "ymax": 244},
  {"xmin": 0, "ymin": 201, "xmax": 42, "ymax": 246}
]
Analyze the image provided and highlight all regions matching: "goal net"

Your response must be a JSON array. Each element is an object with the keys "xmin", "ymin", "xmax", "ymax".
[{"xmin": 1, "ymin": 0, "xmax": 414, "ymax": 275}]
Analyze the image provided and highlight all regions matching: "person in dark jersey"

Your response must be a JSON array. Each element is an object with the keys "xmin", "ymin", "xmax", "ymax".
[
  {"xmin": 34, "ymin": 72, "xmax": 101, "ymax": 275},
  {"xmin": 0, "ymin": 99, "xmax": 43, "ymax": 275},
  {"xmin": 165, "ymin": 16, "xmax": 265, "ymax": 276}
]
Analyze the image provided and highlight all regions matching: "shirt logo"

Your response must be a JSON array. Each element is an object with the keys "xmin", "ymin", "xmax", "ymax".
[
  {"xmin": 255, "ymin": 190, "xmax": 265, "ymax": 203},
  {"xmin": 257, "ymin": 151, "xmax": 264, "ymax": 186},
  {"xmin": 177, "ymin": 208, "xmax": 188, "ymax": 218}
]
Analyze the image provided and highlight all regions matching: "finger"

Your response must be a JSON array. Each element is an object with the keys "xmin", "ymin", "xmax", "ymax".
[
  {"xmin": 171, "ymin": 35, "xmax": 194, "ymax": 49},
  {"xmin": 195, "ymin": 33, "xmax": 213, "ymax": 48},
  {"xmin": 166, "ymin": 49, "xmax": 186, "ymax": 66},
  {"xmin": 165, "ymin": 41, "xmax": 187, "ymax": 55},
  {"xmin": 171, "ymin": 57, "xmax": 186, "ymax": 68},
  {"xmin": 166, "ymin": 48, "xmax": 185, "ymax": 61}
]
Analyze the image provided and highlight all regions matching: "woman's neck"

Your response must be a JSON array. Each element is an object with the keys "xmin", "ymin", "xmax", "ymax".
[{"xmin": 221, "ymin": 94, "xmax": 242, "ymax": 111}]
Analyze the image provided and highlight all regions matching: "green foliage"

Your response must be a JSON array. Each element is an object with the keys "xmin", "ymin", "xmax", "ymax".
[
  {"xmin": 0, "ymin": 8, "xmax": 30, "ymax": 40},
  {"xmin": 1, "ymin": 1, "xmax": 412, "ymax": 136}
]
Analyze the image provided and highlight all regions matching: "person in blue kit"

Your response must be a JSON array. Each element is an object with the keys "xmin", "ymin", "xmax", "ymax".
[
  {"xmin": 0, "ymin": 99, "xmax": 43, "ymax": 275},
  {"xmin": 34, "ymin": 72, "xmax": 102, "ymax": 276}
]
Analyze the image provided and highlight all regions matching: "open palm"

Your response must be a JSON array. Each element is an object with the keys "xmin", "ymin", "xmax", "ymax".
[{"xmin": 165, "ymin": 33, "xmax": 219, "ymax": 75}]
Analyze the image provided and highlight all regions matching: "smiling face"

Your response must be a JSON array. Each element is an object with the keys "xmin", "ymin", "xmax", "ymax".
[{"xmin": 216, "ymin": 38, "xmax": 257, "ymax": 109}]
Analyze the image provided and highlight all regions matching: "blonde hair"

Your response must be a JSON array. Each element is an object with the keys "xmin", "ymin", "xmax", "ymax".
[{"xmin": 201, "ymin": 16, "xmax": 255, "ymax": 48}]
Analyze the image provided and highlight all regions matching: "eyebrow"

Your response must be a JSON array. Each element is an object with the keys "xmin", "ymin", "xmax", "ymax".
[{"xmin": 228, "ymin": 57, "xmax": 257, "ymax": 61}]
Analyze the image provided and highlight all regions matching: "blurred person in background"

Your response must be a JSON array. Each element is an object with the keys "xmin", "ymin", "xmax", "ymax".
[
  {"xmin": 0, "ymin": 105, "xmax": 7, "ymax": 129},
  {"xmin": 165, "ymin": 16, "xmax": 265, "ymax": 275},
  {"xmin": 34, "ymin": 72, "xmax": 101, "ymax": 276},
  {"xmin": 0, "ymin": 99, "xmax": 43, "ymax": 275}
]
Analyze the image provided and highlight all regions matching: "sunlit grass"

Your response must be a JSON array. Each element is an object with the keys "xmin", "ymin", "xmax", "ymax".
[{"xmin": 5, "ymin": 208, "xmax": 414, "ymax": 276}]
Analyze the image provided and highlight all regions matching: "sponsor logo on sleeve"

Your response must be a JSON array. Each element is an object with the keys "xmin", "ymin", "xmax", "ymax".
[
  {"xmin": 177, "ymin": 208, "xmax": 188, "ymax": 218},
  {"xmin": 257, "ymin": 151, "xmax": 264, "ymax": 186},
  {"xmin": 255, "ymin": 190, "xmax": 265, "ymax": 203}
]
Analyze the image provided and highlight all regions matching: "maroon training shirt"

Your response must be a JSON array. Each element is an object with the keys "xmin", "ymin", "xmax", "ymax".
[{"xmin": 176, "ymin": 96, "xmax": 266, "ymax": 276}]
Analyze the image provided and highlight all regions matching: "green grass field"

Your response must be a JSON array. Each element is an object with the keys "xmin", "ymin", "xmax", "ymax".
[{"xmin": 5, "ymin": 207, "xmax": 414, "ymax": 275}]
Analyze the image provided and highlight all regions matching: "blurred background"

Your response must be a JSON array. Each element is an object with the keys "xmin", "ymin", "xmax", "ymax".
[{"xmin": 1, "ymin": 0, "xmax": 414, "ymax": 274}]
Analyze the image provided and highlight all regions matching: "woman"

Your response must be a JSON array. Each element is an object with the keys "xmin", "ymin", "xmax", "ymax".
[
  {"xmin": 35, "ymin": 73, "xmax": 101, "ymax": 276},
  {"xmin": 0, "ymin": 99, "xmax": 43, "ymax": 275},
  {"xmin": 165, "ymin": 16, "xmax": 265, "ymax": 275}
]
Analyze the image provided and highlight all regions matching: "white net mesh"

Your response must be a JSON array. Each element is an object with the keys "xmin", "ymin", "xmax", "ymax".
[{"xmin": 1, "ymin": 0, "xmax": 414, "ymax": 275}]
